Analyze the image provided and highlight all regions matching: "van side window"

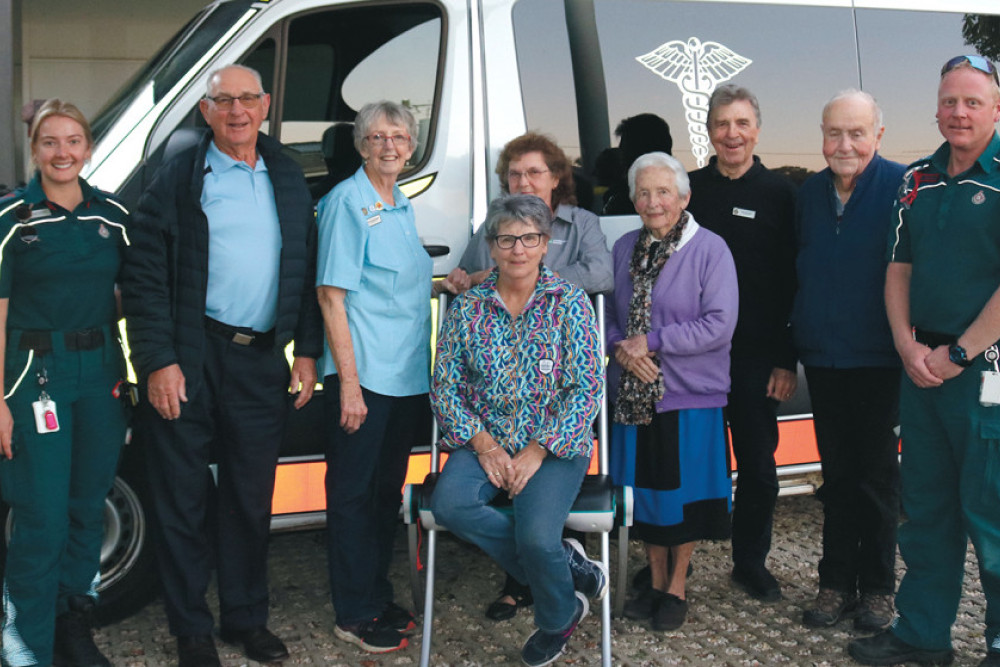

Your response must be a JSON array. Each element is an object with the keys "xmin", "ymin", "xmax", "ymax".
[{"xmin": 277, "ymin": 4, "xmax": 443, "ymax": 200}]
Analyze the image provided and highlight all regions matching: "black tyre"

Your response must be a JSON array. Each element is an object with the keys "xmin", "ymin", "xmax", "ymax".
[{"xmin": 0, "ymin": 444, "xmax": 159, "ymax": 626}]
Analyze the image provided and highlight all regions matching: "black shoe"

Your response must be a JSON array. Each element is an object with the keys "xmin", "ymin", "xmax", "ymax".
[
  {"xmin": 730, "ymin": 566, "xmax": 782, "ymax": 603},
  {"xmin": 485, "ymin": 575, "xmax": 534, "ymax": 621},
  {"xmin": 335, "ymin": 618, "xmax": 408, "ymax": 653},
  {"xmin": 219, "ymin": 626, "xmax": 289, "ymax": 663},
  {"xmin": 651, "ymin": 593, "xmax": 688, "ymax": 632},
  {"xmin": 381, "ymin": 601, "xmax": 416, "ymax": 634},
  {"xmin": 802, "ymin": 588, "xmax": 858, "ymax": 628},
  {"xmin": 981, "ymin": 651, "xmax": 1000, "ymax": 667},
  {"xmin": 52, "ymin": 596, "xmax": 111, "ymax": 667},
  {"xmin": 623, "ymin": 587, "xmax": 666, "ymax": 620},
  {"xmin": 177, "ymin": 636, "xmax": 222, "ymax": 667},
  {"xmin": 848, "ymin": 629, "xmax": 954, "ymax": 665}
]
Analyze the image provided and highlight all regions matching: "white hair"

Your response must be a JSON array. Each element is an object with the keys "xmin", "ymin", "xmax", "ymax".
[
  {"xmin": 628, "ymin": 152, "xmax": 690, "ymax": 199},
  {"xmin": 822, "ymin": 89, "xmax": 884, "ymax": 133}
]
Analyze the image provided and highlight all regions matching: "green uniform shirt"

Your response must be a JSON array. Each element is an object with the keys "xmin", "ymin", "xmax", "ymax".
[
  {"xmin": 888, "ymin": 132, "xmax": 1000, "ymax": 337},
  {"xmin": 0, "ymin": 175, "xmax": 129, "ymax": 331}
]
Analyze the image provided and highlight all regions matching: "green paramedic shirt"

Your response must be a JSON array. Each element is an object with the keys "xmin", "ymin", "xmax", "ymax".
[
  {"xmin": 888, "ymin": 132, "xmax": 1000, "ymax": 338},
  {"xmin": 0, "ymin": 175, "xmax": 129, "ymax": 331}
]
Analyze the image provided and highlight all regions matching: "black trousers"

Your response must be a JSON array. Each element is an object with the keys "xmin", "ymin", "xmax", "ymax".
[
  {"xmin": 324, "ymin": 375, "xmax": 429, "ymax": 625},
  {"xmin": 141, "ymin": 332, "xmax": 290, "ymax": 636},
  {"xmin": 727, "ymin": 355, "xmax": 781, "ymax": 570},
  {"xmin": 806, "ymin": 366, "xmax": 900, "ymax": 595}
]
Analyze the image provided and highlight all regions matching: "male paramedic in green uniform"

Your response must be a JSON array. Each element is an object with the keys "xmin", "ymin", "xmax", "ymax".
[{"xmin": 849, "ymin": 55, "xmax": 1000, "ymax": 667}]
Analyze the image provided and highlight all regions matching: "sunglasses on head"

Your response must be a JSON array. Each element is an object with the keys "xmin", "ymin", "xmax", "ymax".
[{"xmin": 941, "ymin": 55, "xmax": 1000, "ymax": 84}]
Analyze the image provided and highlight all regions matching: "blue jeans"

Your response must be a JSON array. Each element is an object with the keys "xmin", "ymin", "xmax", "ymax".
[{"xmin": 430, "ymin": 447, "xmax": 589, "ymax": 633}]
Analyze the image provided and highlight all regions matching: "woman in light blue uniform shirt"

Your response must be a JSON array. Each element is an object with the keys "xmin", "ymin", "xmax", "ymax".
[{"xmin": 317, "ymin": 101, "xmax": 450, "ymax": 654}]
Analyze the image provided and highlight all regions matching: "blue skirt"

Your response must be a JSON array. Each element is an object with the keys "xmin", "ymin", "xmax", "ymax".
[{"xmin": 610, "ymin": 407, "xmax": 732, "ymax": 546}]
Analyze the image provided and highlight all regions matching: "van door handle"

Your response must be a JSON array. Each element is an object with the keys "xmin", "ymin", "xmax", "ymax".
[{"xmin": 424, "ymin": 245, "xmax": 449, "ymax": 257}]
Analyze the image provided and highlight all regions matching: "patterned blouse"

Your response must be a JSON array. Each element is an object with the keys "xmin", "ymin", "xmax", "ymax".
[{"xmin": 431, "ymin": 266, "xmax": 604, "ymax": 459}]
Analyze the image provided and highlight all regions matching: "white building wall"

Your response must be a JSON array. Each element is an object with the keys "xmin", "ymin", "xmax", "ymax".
[{"xmin": 21, "ymin": 0, "xmax": 206, "ymax": 120}]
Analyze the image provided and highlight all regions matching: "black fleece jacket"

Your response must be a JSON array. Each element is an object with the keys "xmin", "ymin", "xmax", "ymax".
[{"xmin": 122, "ymin": 130, "xmax": 322, "ymax": 392}]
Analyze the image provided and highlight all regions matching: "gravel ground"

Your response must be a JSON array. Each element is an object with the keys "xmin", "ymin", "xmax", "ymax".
[{"xmin": 95, "ymin": 495, "xmax": 990, "ymax": 666}]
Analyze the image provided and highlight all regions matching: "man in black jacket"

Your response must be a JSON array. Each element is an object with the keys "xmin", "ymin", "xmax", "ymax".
[
  {"xmin": 122, "ymin": 64, "xmax": 322, "ymax": 667},
  {"xmin": 686, "ymin": 84, "xmax": 798, "ymax": 603}
]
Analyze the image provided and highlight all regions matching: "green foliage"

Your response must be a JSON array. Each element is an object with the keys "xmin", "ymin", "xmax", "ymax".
[{"xmin": 963, "ymin": 14, "xmax": 1000, "ymax": 63}]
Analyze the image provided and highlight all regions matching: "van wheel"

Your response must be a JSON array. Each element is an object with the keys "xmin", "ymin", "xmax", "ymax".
[{"xmin": 0, "ymin": 451, "xmax": 159, "ymax": 626}]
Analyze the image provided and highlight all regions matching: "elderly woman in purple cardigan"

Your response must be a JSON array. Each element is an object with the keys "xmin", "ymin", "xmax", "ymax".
[{"xmin": 606, "ymin": 151, "xmax": 738, "ymax": 632}]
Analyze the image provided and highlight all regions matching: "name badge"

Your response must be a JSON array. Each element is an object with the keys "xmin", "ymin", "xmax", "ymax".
[
  {"xmin": 733, "ymin": 207, "xmax": 756, "ymax": 220},
  {"xmin": 538, "ymin": 358, "xmax": 554, "ymax": 375},
  {"xmin": 367, "ymin": 215, "xmax": 382, "ymax": 227},
  {"xmin": 29, "ymin": 208, "xmax": 48, "ymax": 220}
]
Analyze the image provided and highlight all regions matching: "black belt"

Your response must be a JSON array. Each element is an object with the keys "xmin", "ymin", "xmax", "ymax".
[
  {"xmin": 912, "ymin": 328, "xmax": 956, "ymax": 348},
  {"xmin": 204, "ymin": 317, "xmax": 274, "ymax": 348},
  {"xmin": 17, "ymin": 328, "xmax": 105, "ymax": 354}
]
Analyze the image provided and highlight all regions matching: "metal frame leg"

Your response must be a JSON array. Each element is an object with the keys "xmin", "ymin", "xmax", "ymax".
[{"xmin": 419, "ymin": 528, "xmax": 438, "ymax": 667}]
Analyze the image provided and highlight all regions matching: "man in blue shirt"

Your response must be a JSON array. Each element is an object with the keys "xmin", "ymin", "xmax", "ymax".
[
  {"xmin": 123, "ymin": 65, "xmax": 322, "ymax": 667},
  {"xmin": 791, "ymin": 90, "xmax": 903, "ymax": 634}
]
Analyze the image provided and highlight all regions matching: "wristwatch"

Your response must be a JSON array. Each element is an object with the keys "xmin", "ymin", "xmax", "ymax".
[{"xmin": 948, "ymin": 343, "xmax": 973, "ymax": 368}]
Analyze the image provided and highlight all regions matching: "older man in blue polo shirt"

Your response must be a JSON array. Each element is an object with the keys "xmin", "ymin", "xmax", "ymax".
[{"xmin": 123, "ymin": 64, "xmax": 322, "ymax": 667}]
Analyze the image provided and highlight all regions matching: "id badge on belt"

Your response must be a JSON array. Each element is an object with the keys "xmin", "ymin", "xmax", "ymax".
[{"xmin": 980, "ymin": 346, "xmax": 1000, "ymax": 406}]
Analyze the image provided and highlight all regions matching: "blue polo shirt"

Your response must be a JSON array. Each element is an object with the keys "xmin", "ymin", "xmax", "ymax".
[
  {"xmin": 316, "ymin": 166, "xmax": 432, "ymax": 396},
  {"xmin": 201, "ymin": 141, "xmax": 281, "ymax": 331}
]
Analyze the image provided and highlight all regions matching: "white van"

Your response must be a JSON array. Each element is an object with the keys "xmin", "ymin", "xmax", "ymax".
[{"xmin": 15, "ymin": 0, "xmax": 995, "ymax": 623}]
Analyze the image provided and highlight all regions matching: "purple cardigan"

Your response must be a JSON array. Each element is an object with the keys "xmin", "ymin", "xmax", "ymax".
[{"xmin": 606, "ymin": 217, "xmax": 739, "ymax": 413}]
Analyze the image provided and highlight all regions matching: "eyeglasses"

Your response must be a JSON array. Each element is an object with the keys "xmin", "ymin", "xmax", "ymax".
[
  {"xmin": 204, "ymin": 93, "xmax": 265, "ymax": 110},
  {"xmin": 366, "ymin": 133, "xmax": 410, "ymax": 147},
  {"xmin": 507, "ymin": 168, "xmax": 550, "ymax": 182},
  {"xmin": 493, "ymin": 233, "xmax": 546, "ymax": 249},
  {"xmin": 941, "ymin": 55, "xmax": 999, "ymax": 84}
]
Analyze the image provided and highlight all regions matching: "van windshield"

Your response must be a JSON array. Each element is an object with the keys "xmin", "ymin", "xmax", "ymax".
[{"xmin": 90, "ymin": 0, "xmax": 257, "ymax": 142}]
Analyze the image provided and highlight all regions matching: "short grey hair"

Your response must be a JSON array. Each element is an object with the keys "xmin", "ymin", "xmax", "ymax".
[
  {"xmin": 482, "ymin": 194, "xmax": 553, "ymax": 241},
  {"xmin": 205, "ymin": 64, "xmax": 264, "ymax": 97},
  {"xmin": 628, "ymin": 152, "xmax": 690, "ymax": 200},
  {"xmin": 353, "ymin": 101, "xmax": 419, "ymax": 154},
  {"xmin": 708, "ymin": 84, "xmax": 761, "ymax": 127},
  {"xmin": 822, "ymin": 88, "xmax": 884, "ymax": 133}
]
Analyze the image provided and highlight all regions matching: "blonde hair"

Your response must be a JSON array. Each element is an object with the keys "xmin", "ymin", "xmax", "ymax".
[{"xmin": 30, "ymin": 99, "xmax": 93, "ymax": 154}]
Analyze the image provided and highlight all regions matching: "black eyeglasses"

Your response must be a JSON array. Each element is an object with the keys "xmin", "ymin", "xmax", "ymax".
[
  {"xmin": 493, "ymin": 233, "xmax": 546, "ymax": 249},
  {"xmin": 941, "ymin": 55, "xmax": 999, "ymax": 85},
  {"xmin": 204, "ymin": 93, "xmax": 266, "ymax": 110}
]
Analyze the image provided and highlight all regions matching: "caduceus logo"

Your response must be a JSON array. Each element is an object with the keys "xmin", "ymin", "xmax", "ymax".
[{"xmin": 636, "ymin": 37, "xmax": 752, "ymax": 167}]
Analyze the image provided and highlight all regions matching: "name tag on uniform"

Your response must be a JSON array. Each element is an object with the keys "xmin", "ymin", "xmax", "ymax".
[
  {"xmin": 733, "ymin": 207, "xmax": 756, "ymax": 219},
  {"xmin": 549, "ymin": 239, "xmax": 565, "ymax": 245},
  {"xmin": 367, "ymin": 215, "xmax": 382, "ymax": 227},
  {"xmin": 29, "ymin": 208, "xmax": 48, "ymax": 220}
]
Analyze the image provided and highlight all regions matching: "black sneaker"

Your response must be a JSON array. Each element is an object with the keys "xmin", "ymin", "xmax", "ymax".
[
  {"xmin": 563, "ymin": 538, "xmax": 608, "ymax": 601},
  {"xmin": 623, "ymin": 587, "xmax": 666, "ymax": 620},
  {"xmin": 730, "ymin": 566, "xmax": 782, "ymax": 603},
  {"xmin": 848, "ymin": 629, "xmax": 954, "ymax": 666},
  {"xmin": 854, "ymin": 593, "xmax": 895, "ymax": 632},
  {"xmin": 652, "ymin": 593, "xmax": 688, "ymax": 632},
  {"xmin": 802, "ymin": 588, "xmax": 858, "ymax": 628},
  {"xmin": 521, "ymin": 592, "xmax": 588, "ymax": 667},
  {"xmin": 981, "ymin": 650, "xmax": 1000, "ymax": 667},
  {"xmin": 335, "ymin": 618, "xmax": 409, "ymax": 653},
  {"xmin": 52, "ymin": 596, "xmax": 111, "ymax": 667},
  {"xmin": 381, "ymin": 601, "xmax": 416, "ymax": 634}
]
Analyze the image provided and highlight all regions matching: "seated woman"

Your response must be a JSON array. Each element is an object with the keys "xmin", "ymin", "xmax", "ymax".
[
  {"xmin": 607, "ymin": 152, "xmax": 738, "ymax": 631},
  {"xmin": 444, "ymin": 132, "xmax": 612, "ymax": 621},
  {"xmin": 430, "ymin": 194, "xmax": 606, "ymax": 667},
  {"xmin": 444, "ymin": 132, "xmax": 612, "ymax": 296}
]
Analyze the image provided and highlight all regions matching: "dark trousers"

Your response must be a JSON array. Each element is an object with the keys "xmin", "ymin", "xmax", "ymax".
[
  {"xmin": 324, "ymin": 375, "xmax": 428, "ymax": 625},
  {"xmin": 806, "ymin": 366, "xmax": 900, "ymax": 595},
  {"xmin": 141, "ymin": 333, "xmax": 290, "ymax": 637},
  {"xmin": 727, "ymin": 356, "xmax": 780, "ymax": 570}
]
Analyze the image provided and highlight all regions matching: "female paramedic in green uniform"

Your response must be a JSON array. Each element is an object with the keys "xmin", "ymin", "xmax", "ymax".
[{"xmin": 0, "ymin": 99, "xmax": 129, "ymax": 667}]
